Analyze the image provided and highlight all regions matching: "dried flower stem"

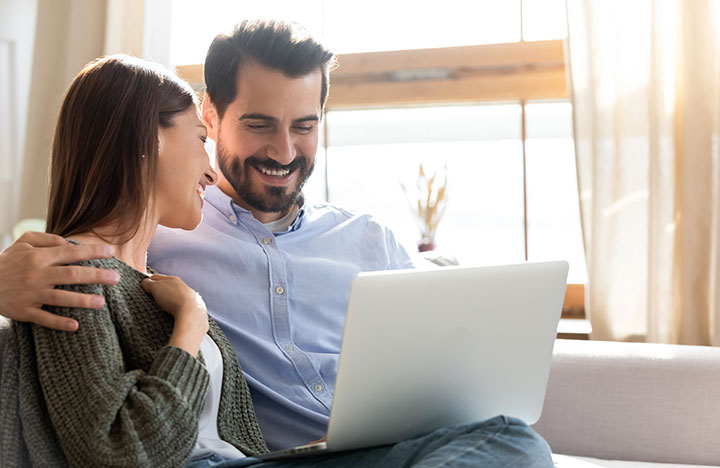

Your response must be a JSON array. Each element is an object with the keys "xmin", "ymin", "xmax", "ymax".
[{"xmin": 400, "ymin": 163, "xmax": 448, "ymax": 245}]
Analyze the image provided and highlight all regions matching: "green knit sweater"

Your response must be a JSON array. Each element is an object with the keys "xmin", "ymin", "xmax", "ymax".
[{"xmin": 0, "ymin": 256, "xmax": 268, "ymax": 467}]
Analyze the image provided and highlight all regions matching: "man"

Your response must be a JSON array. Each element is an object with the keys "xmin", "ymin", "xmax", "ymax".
[
  {"xmin": 0, "ymin": 19, "xmax": 553, "ymax": 465},
  {"xmin": 150, "ymin": 20, "xmax": 415, "ymax": 449}
]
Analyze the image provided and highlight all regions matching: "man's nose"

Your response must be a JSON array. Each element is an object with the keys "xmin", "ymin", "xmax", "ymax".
[{"xmin": 266, "ymin": 130, "xmax": 296, "ymax": 165}]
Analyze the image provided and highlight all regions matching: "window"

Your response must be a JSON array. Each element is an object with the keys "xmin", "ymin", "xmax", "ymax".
[
  {"xmin": 171, "ymin": 0, "xmax": 587, "ymax": 286},
  {"xmin": 525, "ymin": 102, "xmax": 586, "ymax": 283},
  {"xmin": 170, "ymin": 0, "xmax": 567, "ymax": 66},
  {"xmin": 322, "ymin": 104, "xmax": 526, "ymax": 266}
]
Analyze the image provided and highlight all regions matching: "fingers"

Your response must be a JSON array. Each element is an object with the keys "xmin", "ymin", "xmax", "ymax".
[
  {"xmin": 148, "ymin": 273, "xmax": 171, "ymax": 281},
  {"xmin": 141, "ymin": 274, "xmax": 172, "ymax": 288},
  {"xmin": 140, "ymin": 276, "xmax": 166, "ymax": 293},
  {"xmin": 0, "ymin": 233, "xmax": 114, "ymax": 331},
  {"xmin": 52, "ymin": 243, "xmax": 115, "ymax": 265},
  {"xmin": 38, "ymin": 289, "xmax": 106, "ymax": 310},
  {"xmin": 46, "ymin": 265, "xmax": 120, "ymax": 286},
  {"xmin": 25, "ymin": 309, "xmax": 79, "ymax": 332},
  {"xmin": 13, "ymin": 231, "xmax": 66, "ymax": 249}
]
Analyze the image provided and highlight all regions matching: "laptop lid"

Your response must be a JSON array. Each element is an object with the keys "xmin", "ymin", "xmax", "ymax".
[{"xmin": 325, "ymin": 261, "xmax": 569, "ymax": 452}]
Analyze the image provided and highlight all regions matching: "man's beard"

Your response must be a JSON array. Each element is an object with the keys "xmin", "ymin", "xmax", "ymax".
[{"xmin": 216, "ymin": 142, "xmax": 314, "ymax": 214}]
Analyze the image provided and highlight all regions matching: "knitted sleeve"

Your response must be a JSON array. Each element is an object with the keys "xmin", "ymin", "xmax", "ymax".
[{"xmin": 31, "ymin": 282, "xmax": 209, "ymax": 468}]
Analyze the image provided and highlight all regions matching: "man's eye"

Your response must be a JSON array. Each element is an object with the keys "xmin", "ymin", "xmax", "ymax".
[
  {"xmin": 295, "ymin": 126, "xmax": 313, "ymax": 133},
  {"xmin": 247, "ymin": 124, "xmax": 269, "ymax": 130}
]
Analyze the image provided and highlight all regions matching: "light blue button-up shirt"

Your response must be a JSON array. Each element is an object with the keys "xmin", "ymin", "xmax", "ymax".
[{"xmin": 148, "ymin": 186, "xmax": 414, "ymax": 450}]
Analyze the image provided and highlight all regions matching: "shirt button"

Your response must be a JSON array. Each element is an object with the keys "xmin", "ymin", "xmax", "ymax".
[
  {"xmin": 228, "ymin": 214, "xmax": 237, "ymax": 223},
  {"xmin": 263, "ymin": 237, "xmax": 273, "ymax": 244},
  {"xmin": 284, "ymin": 344, "xmax": 293, "ymax": 351},
  {"xmin": 314, "ymin": 384, "xmax": 323, "ymax": 392},
  {"xmin": 275, "ymin": 286, "xmax": 285, "ymax": 295}
]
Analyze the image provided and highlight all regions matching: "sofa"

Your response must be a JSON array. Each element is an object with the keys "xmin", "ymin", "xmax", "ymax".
[
  {"xmin": 535, "ymin": 339, "xmax": 720, "ymax": 467},
  {"xmin": 1, "ymin": 319, "xmax": 718, "ymax": 467}
]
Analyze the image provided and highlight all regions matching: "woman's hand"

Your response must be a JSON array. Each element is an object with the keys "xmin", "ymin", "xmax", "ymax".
[{"xmin": 141, "ymin": 274, "xmax": 208, "ymax": 356}]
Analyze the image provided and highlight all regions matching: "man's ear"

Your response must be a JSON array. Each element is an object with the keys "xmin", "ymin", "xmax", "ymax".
[{"xmin": 202, "ymin": 95, "xmax": 220, "ymax": 140}]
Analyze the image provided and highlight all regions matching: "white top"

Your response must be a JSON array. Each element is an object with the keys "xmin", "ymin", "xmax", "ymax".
[
  {"xmin": 262, "ymin": 204, "xmax": 300, "ymax": 233},
  {"xmin": 191, "ymin": 335, "xmax": 246, "ymax": 459}
]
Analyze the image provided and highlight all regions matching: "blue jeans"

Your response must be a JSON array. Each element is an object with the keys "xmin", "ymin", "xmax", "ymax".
[{"xmin": 186, "ymin": 416, "xmax": 553, "ymax": 468}]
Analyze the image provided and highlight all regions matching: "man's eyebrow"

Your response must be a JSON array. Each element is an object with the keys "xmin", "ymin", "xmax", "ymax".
[
  {"xmin": 238, "ymin": 113, "xmax": 319, "ymax": 124},
  {"xmin": 239, "ymin": 113, "xmax": 277, "ymax": 123},
  {"xmin": 294, "ymin": 115, "xmax": 320, "ymax": 123}
]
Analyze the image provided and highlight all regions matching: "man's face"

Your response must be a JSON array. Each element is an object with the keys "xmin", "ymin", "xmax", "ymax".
[{"xmin": 204, "ymin": 62, "xmax": 322, "ymax": 222}]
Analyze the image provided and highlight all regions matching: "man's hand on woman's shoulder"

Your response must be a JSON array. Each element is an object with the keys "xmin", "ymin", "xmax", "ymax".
[{"xmin": 0, "ymin": 231, "xmax": 120, "ymax": 331}]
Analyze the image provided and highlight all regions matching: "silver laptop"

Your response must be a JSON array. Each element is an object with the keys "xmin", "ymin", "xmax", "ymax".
[{"xmin": 259, "ymin": 261, "xmax": 569, "ymax": 460}]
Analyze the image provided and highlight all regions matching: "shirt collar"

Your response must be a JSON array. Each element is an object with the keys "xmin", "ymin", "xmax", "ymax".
[
  {"xmin": 283, "ymin": 205, "xmax": 305, "ymax": 234},
  {"xmin": 204, "ymin": 185, "xmax": 305, "ymax": 233},
  {"xmin": 204, "ymin": 185, "xmax": 236, "ymax": 220}
]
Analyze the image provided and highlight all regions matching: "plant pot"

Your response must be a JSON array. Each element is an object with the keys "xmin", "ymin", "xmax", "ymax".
[{"xmin": 417, "ymin": 239, "xmax": 436, "ymax": 252}]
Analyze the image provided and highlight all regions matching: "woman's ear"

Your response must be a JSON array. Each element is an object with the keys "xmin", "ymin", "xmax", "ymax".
[
  {"xmin": 157, "ymin": 128, "xmax": 166, "ymax": 158},
  {"xmin": 202, "ymin": 96, "xmax": 219, "ymax": 140}
]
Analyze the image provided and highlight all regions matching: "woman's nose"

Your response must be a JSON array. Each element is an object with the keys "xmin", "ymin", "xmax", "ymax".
[{"xmin": 205, "ymin": 166, "xmax": 218, "ymax": 186}]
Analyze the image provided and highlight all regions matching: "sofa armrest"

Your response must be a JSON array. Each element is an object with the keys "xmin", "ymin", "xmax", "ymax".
[{"xmin": 533, "ymin": 339, "xmax": 720, "ymax": 466}]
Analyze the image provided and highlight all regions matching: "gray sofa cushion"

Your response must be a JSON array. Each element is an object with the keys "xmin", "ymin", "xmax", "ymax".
[{"xmin": 534, "ymin": 339, "xmax": 720, "ymax": 466}]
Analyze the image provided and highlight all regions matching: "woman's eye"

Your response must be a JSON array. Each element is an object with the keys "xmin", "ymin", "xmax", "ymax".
[{"xmin": 200, "ymin": 136, "xmax": 207, "ymax": 143}]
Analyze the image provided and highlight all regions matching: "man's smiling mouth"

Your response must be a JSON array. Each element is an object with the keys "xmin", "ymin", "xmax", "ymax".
[{"xmin": 258, "ymin": 166, "xmax": 291, "ymax": 177}]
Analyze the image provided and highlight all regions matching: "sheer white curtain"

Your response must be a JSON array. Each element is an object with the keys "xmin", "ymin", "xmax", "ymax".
[
  {"xmin": 16, "ymin": 0, "xmax": 108, "ymax": 230},
  {"xmin": 0, "ymin": 0, "xmax": 38, "ymax": 248},
  {"xmin": 567, "ymin": 0, "xmax": 720, "ymax": 344}
]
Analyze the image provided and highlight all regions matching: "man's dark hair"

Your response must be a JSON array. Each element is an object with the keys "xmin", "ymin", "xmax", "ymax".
[{"xmin": 204, "ymin": 19, "xmax": 337, "ymax": 119}]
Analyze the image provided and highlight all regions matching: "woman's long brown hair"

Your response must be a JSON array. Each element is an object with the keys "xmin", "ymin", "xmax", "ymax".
[{"xmin": 46, "ymin": 55, "xmax": 197, "ymax": 243}]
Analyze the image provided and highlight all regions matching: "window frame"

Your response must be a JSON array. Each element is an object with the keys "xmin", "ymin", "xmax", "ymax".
[{"xmin": 175, "ymin": 40, "xmax": 567, "ymax": 108}]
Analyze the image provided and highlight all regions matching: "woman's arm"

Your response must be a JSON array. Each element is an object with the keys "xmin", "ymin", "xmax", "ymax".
[{"xmin": 31, "ymin": 281, "xmax": 209, "ymax": 468}]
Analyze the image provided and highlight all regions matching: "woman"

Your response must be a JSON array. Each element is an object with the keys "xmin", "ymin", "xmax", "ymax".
[{"xmin": 0, "ymin": 55, "xmax": 267, "ymax": 467}]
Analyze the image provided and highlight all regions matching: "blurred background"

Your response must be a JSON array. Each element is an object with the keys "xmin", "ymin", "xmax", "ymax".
[{"xmin": 2, "ymin": 0, "xmax": 719, "ymax": 345}]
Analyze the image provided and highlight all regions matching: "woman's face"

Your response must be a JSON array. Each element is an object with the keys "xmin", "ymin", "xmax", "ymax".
[{"xmin": 155, "ymin": 106, "xmax": 218, "ymax": 230}]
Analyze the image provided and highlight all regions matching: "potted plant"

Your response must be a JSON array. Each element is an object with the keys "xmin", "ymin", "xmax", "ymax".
[{"xmin": 400, "ymin": 163, "xmax": 448, "ymax": 252}]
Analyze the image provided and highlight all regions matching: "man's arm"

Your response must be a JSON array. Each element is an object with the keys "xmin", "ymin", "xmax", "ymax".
[{"xmin": 0, "ymin": 231, "xmax": 120, "ymax": 331}]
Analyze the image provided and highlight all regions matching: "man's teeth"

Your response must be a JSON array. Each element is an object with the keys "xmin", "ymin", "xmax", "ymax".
[
  {"xmin": 196, "ymin": 185, "xmax": 205, "ymax": 199},
  {"xmin": 259, "ymin": 166, "xmax": 290, "ymax": 177}
]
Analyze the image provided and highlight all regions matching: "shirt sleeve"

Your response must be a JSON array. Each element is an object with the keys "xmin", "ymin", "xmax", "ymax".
[
  {"xmin": 31, "ymin": 283, "xmax": 209, "ymax": 468},
  {"xmin": 384, "ymin": 225, "xmax": 416, "ymax": 270}
]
